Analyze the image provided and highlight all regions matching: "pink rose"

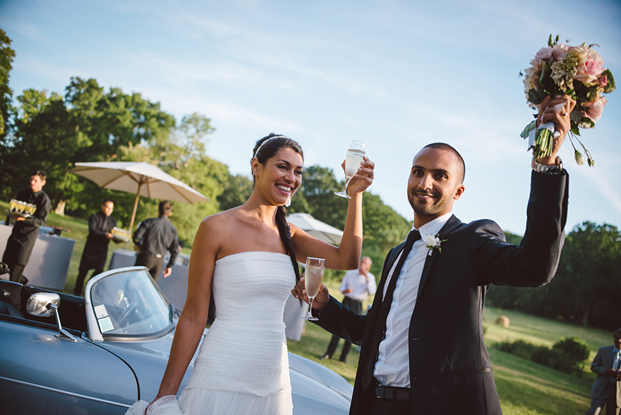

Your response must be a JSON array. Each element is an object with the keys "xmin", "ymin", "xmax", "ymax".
[
  {"xmin": 575, "ymin": 59, "xmax": 604, "ymax": 86},
  {"xmin": 586, "ymin": 48, "xmax": 605, "ymax": 67},
  {"xmin": 535, "ymin": 47, "xmax": 553, "ymax": 61},
  {"xmin": 599, "ymin": 75, "xmax": 608, "ymax": 88},
  {"xmin": 584, "ymin": 97, "xmax": 607, "ymax": 122}
]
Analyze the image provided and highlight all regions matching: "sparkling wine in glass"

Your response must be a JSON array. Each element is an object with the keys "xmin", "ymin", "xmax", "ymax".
[
  {"xmin": 10, "ymin": 199, "xmax": 17, "ymax": 212},
  {"xmin": 335, "ymin": 140, "xmax": 366, "ymax": 199},
  {"xmin": 301, "ymin": 257, "xmax": 325, "ymax": 321}
]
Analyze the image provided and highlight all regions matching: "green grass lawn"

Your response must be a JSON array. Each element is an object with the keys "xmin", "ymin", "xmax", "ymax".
[{"xmin": 2, "ymin": 200, "xmax": 603, "ymax": 414}]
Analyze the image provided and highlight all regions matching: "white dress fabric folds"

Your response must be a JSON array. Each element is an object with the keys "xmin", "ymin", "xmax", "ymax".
[{"xmin": 125, "ymin": 251, "xmax": 296, "ymax": 415}]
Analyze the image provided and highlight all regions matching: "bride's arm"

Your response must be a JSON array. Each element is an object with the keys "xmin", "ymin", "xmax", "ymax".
[
  {"xmin": 291, "ymin": 157, "xmax": 374, "ymax": 271},
  {"xmin": 150, "ymin": 216, "xmax": 223, "ymax": 404}
]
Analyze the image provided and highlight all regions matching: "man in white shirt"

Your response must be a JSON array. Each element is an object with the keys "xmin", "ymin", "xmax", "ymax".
[
  {"xmin": 292, "ymin": 93, "xmax": 574, "ymax": 415},
  {"xmin": 322, "ymin": 257, "xmax": 376, "ymax": 363}
]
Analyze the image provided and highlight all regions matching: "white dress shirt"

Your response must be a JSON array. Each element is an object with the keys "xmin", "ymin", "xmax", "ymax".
[
  {"xmin": 340, "ymin": 269, "xmax": 377, "ymax": 302},
  {"xmin": 374, "ymin": 212, "xmax": 452, "ymax": 387}
]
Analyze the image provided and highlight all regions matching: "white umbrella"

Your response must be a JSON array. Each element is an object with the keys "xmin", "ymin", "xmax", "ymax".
[
  {"xmin": 72, "ymin": 161, "xmax": 209, "ymax": 232},
  {"xmin": 287, "ymin": 213, "xmax": 343, "ymax": 245}
]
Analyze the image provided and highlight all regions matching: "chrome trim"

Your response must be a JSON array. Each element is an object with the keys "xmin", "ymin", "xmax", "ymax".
[{"xmin": 0, "ymin": 375, "xmax": 131, "ymax": 408}]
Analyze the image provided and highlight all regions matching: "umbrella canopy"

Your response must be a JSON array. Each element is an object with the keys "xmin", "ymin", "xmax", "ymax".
[
  {"xmin": 287, "ymin": 213, "xmax": 343, "ymax": 245},
  {"xmin": 72, "ymin": 161, "xmax": 209, "ymax": 232}
]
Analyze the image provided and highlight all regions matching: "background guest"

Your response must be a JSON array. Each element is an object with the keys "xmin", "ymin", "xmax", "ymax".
[
  {"xmin": 586, "ymin": 329, "xmax": 621, "ymax": 415},
  {"xmin": 132, "ymin": 200, "xmax": 179, "ymax": 282},
  {"xmin": 73, "ymin": 199, "xmax": 117, "ymax": 296}
]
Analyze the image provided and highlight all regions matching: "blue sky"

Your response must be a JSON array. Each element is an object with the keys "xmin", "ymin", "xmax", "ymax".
[{"xmin": 1, "ymin": 0, "xmax": 620, "ymax": 234}]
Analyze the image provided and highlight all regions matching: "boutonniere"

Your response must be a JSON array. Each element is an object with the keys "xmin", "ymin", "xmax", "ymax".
[{"xmin": 425, "ymin": 232, "xmax": 447, "ymax": 256}]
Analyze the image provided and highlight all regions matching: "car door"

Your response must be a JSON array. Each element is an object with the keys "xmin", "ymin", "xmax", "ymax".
[{"xmin": 0, "ymin": 317, "xmax": 138, "ymax": 415}]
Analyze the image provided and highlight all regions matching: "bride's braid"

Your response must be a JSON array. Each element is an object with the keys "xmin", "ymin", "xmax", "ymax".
[
  {"xmin": 252, "ymin": 133, "xmax": 303, "ymax": 284},
  {"xmin": 275, "ymin": 205, "xmax": 301, "ymax": 284}
]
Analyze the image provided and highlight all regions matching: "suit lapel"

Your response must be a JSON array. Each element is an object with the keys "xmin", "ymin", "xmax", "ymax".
[{"xmin": 415, "ymin": 214, "xmax": 462, "ymax": 302}]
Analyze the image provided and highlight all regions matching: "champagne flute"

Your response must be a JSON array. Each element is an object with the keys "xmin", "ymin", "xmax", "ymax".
[
  {"xmin": 301, "ymin": 257, "xmax": 325, "ymax": 321},
  {"xmin": 10, "ymin": 199, "xmax": 17, "ymax": 212},
  {"xmin": 335, "ymin": 140, "xmax": 366, "ymax": 199}
]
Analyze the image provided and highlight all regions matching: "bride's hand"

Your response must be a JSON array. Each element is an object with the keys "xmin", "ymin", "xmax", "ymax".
[
  {"xmin": 291, "ymin": 277, "xmax": 329, "ymax": 311},
  {"xmin": 345, "ymin": 157, "xmax": 375, "ymax": 196}
]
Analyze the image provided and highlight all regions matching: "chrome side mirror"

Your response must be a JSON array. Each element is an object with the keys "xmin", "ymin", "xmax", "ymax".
[{"xmin": 27, "ymin": 292, "xmax": 76, "ymax": 342}]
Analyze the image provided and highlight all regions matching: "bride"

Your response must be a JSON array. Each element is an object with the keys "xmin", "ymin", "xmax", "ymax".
[{"xmin": 126, "ymin": 133, "xmax": 374, "ymax": 415}]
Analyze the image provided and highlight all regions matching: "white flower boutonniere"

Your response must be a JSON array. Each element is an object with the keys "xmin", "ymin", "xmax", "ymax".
[{"xmin": 425, "ymin": 233, "xmax": 447, "ymax": 256}]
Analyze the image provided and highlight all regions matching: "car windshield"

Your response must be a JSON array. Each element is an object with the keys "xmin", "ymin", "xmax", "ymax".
[{"xmin": 90, "ymin": 270, "xmax": 172, "ymax": 337}]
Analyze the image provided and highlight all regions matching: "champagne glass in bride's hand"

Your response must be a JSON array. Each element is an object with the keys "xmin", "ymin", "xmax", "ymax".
[
  {"xmin": 335, "ymin": 140, "xmax": 366, "ymax": 199},
  {"xmin": 301, "ymin": 257, "xmax": 325, "ymax": 321}
]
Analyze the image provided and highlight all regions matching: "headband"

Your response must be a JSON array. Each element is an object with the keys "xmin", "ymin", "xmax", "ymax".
[{"xmin": 253, "ymin": 135, "xmax": 287, "ymax": 159}]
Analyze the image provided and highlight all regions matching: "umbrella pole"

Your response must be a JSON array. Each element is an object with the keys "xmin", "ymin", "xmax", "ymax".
[{"xmin": 129, "ymin": 191, "xmax": 141, "ymax": 234}]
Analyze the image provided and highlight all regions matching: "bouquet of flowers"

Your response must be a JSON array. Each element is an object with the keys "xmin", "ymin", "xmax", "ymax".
[{"xmin": 520, "ymin": 35, "xmax": 616, "ymax": 166}]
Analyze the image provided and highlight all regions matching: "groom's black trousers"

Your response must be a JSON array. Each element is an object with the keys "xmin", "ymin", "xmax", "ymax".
[{"xmin": 369, "ymin": 397, "xmax": 410, "ymax": 415}]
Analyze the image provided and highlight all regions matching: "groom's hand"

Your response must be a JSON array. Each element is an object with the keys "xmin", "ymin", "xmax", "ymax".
[
  {"xmin": 291, "ymin": 277, "xmax": 330, "ymax": 311},
  {"xmin": 536, "ymin": 94, "xmax": 576, "ymax": 165}
]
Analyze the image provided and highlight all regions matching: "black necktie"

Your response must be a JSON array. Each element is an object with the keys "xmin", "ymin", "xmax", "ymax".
[{"xmin": 362, "ymin": 229, "xmax": 421, "ymax": 390}]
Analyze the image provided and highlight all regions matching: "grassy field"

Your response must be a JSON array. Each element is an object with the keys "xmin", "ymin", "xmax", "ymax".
[{"xmin": 1, "ymin": 200, "xmax": 607, "ymax": 414}]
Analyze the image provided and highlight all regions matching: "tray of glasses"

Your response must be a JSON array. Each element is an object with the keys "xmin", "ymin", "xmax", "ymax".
[
  {"xmin": 6, "ymin": 210, "xmax": 33, "ymax": 219},
  {"xmin": 8, "ymin": 199, "xmax": 37, "ymax": 218},
  {"xmin": 111, "ymin": 227, "xmax": 131, "ymax": 243}
]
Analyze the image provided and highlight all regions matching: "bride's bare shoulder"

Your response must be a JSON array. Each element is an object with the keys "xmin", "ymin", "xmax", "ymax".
[{"xmin": 198, "ymin": 208, "xmax": 244, "ymax": 234}]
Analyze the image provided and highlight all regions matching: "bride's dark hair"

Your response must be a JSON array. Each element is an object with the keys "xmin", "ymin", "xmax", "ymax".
[{"xmin": 252, "ymin": 133, "xmax": 303, "ymax": 284}]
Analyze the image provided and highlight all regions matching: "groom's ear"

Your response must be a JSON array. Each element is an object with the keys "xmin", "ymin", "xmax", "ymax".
[{"xmin": 453, "ymin": 184, "xmax": 465, "ymax": 200}]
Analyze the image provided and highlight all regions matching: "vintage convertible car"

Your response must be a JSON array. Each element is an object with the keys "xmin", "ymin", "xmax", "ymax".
[{"xmin": 0, "ymin": 266, "xmax": 353, "ymax": 415}]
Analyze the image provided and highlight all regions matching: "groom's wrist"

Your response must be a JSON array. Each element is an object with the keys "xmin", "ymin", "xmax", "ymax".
[{"xmin": 532, "ymin": 156, "xmax": 563, "ymax": 174}]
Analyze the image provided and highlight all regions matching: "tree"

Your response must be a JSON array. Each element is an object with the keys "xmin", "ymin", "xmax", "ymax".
[
  {"xmin": 2, "ymin": 89, "xmax": 82, "ymax": 209},
  {"xmin": 217, "ymin": 173, "xmax": 254, "ymax": 211},
  {"xmin": 0, "ymin": 28, "xmax": 15, "ymax": 138},
  {"xmin": 292, "ymin": 165, "xmax": 347, "ymax": 228},
  {"xmin": 0, "ymin": 29, "xmax": 16, "ymax": 198}
]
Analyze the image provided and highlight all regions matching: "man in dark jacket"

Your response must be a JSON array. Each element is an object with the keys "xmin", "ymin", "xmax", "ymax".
[
  {"xmin": 2, "ymin": 171, "xmax": 51, "ymax": 285},
  {"xmin": 133, "ymin": 200, "xmax": 179, "ymax": 282},
  {"xmin": 73, "ymin": 200, "xmax": 117, "ymax": 296},
  {"xmin": 293, "ymin": 95, "xmax": 574, "ymax": 414},
  {"xmin": 586, "ymin": 329, "xmax": 621, "ymax": 415}
]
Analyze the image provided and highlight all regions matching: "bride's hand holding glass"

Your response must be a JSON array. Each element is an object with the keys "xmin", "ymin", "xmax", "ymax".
[{"xmin": 343, "ymin": 156, "xmax": 375, "ymax": 197}]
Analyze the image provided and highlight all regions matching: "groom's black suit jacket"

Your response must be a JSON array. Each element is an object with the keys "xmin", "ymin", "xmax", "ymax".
[{"xmin": 315, "ymin": 171, "xmax": 569, "ymax": 415}]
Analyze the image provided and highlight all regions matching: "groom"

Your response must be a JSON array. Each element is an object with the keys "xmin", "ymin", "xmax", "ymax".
[{"xmin": 293, "ymin": 95, "xmax": 575, "ymax": 414}]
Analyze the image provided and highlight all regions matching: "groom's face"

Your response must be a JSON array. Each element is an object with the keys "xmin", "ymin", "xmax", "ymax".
[{"xmin": 408, "ymin": 147, "xmax": 465, "ymax": 227}]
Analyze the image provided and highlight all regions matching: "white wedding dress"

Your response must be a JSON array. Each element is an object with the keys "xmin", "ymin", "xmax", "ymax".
[{"xmin": 126, "ymin": 251, "xmax": 296, "ymax": 415}]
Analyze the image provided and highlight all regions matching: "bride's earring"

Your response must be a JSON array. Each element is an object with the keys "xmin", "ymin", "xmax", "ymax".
[{"xmin": 285, "ymin": 188, "xmax": 298, "ymax": 207}]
